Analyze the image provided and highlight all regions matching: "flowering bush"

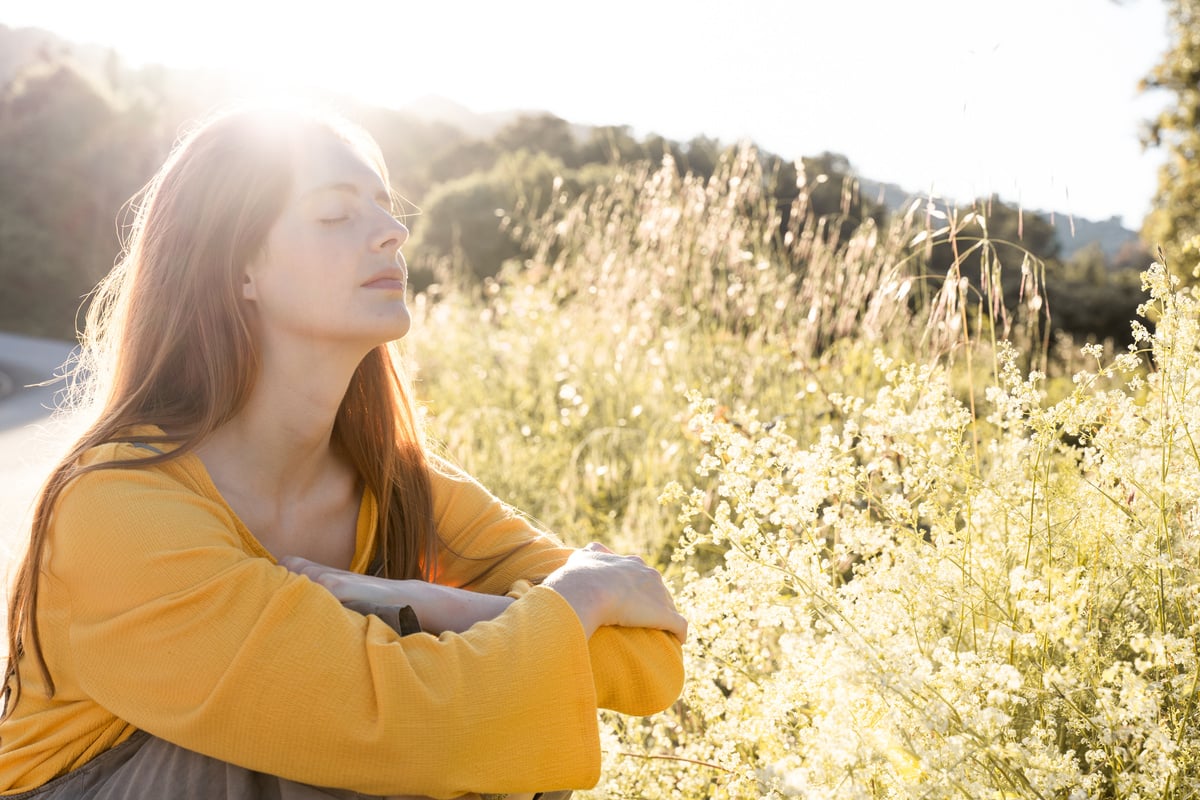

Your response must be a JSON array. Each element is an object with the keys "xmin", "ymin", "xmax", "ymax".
[
  {"xmin": 414, "ymin": 148, "xmax": 1199, "ymax": 797},
  {"xmin": 595, "ymin": 262, "xmax": 1200, "ymax": 798},
  {"xmin": 414, "ymin": 147, "xmax": 941, "ymax": 554}
]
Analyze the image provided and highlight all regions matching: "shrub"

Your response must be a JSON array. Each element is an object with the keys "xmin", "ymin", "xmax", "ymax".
[
  {"xmin": 598, "ymin": 263, "xmax": 1200, "ymax": 798},
  {"xmin": 410, "ymin": 147, "xmax": 1197, "ymax": 798}
]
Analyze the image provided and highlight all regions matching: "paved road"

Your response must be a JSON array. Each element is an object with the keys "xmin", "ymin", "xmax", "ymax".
[{"xmin": 0, "ymin": 333, "xmax": 77, "ymax": 569}]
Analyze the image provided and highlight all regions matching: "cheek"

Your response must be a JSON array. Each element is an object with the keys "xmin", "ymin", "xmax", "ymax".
[
  {"xmin": 258, "ymin": 234, "xmax": 329, "ymax": 285},
  {"xmin": 250, "ymin": 218, "xmax": 361, "ymax": 305}
]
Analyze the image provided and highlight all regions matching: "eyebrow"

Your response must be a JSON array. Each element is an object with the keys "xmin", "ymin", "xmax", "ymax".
[{"xmin": 304, "ymin": 181, "xmax": 392, "ymax": 207}]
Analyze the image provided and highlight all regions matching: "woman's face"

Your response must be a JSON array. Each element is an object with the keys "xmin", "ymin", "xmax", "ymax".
[{"xmin": 242, "ymin": 130, "xmax": 411, "ymax": 350}]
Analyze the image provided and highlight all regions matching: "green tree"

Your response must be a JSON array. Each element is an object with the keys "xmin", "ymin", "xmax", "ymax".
[
  {"xmin": 640, "ymin": 133, "xmax": 687, "ymax": 169},
  {"xmin": 353, "ymin": 106, "xmax": 469, "ymax": 204},
  {"xmin": 1061, "ymin": 241, "xmax": 1109, "ymax": 284},
  {"xmin": 493, "ymin": 113, "xmax": 577, "ymax": 166},
  {"xmin": 1036, "ymin": 242, "xmax": 1143, "ymax": 344},
  {"xmin": 425, "ymin": 139, "xmax": 500, "ymax": 185},
  {"xmin": 1042, "ymin": 268, "xmax": 1145, "ymax": 346},
  {"xmin": 680, "ymin": 135, "xmax": 722, "ymax": 178},
  {"xmin": 409, "ymin": 151, "xmax": 570, "ymax": 283},
  {"xmin": 1111, "ymin": 238, "xmax": 1154, "ymax": 273},
  {"xmin": 792, "ymin": 151, "xmax": 887, "ymax": 238},
  {"xmin": 1142, "ymin": 0, "xmax": 1200, "ymax": 274},
  {"xmin": 0, "ymin": 60, "xmax": 162, "ymax": 337},
  {"xmin": 574, "ymin": 124, "xmax": 644, "ymax": 165}
]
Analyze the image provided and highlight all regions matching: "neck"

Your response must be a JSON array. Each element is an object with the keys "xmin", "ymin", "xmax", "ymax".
[{"xmin": 199, "ymin": 335, "xmax": 370, "ymax": 500}]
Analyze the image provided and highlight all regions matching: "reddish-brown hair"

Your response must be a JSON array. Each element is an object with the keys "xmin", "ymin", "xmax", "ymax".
[{"xmin": 3, "ymin": 107, "xmax": 436, "ymax": 713}]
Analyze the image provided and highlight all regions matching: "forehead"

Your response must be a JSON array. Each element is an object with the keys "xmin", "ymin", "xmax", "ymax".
[{"xmin": 291, "ymin": 130, "xmax": 388, "ymax": 196}]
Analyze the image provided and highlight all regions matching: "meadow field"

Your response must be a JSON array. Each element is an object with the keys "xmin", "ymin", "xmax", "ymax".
[
  {"xmin": 410, "ymin": 149, "xmax": 1200, "ymax": 798},
  {"xmin": 0, "ymin": 145, "xmax": 1194, "ymax": 798}
]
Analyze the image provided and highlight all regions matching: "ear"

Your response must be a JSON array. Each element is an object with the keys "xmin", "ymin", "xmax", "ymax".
[{"xmin": 242, "ymin": 271, "xmax": 258, "ymax": 302}]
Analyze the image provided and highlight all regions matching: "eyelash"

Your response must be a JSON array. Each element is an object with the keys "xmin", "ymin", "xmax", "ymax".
[{"xmin": 319, "ymin": 208, "xmax": 403, "ymax": 226}]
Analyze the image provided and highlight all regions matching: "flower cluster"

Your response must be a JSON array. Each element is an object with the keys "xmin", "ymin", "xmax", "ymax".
[
  {"xmin": 592, "ymin": 264, "xmax": 1200, "ymax": 798},
  {"xmin": 410, "ymin": 146, "xmax": 1199, "ymax": 797}
]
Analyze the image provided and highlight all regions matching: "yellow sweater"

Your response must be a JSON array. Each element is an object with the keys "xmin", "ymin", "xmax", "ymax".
[{"xmin": 0, "ymin": 438, "xmax": 683, "ymax": 797}]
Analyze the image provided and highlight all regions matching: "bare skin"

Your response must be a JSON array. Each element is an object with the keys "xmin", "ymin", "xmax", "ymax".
[
  {"xmin": 198, "ymin": 129, "xmax": 686, "ymax": 652},
  {"xmin": 282, "ymin": 543, "xmax": 688, "ymax": 643},
  {"xmin": 280, "ymin": 554, "xmax": 517, "ymax": 635},
  {"xmin": 540, "ymin": 543, "xmax": 688, "ymax": 642}
]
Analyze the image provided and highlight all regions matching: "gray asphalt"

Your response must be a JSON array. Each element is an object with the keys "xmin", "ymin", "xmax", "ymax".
[{"xmin": 0, "ymin": 332, "xmax": 78, "ymax": 570}]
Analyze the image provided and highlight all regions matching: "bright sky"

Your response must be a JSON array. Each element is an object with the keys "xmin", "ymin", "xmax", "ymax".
[{"xmin": 3, "ymin": 0, "xmax": 1171, "ymax": 227}]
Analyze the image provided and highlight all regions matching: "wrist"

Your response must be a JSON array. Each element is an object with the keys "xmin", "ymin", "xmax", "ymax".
[
  {"xmin": 422, "ymin": 582, "xmax": 514, "ymax": 635},
  {"xmin": 540, "ymin": 576, "xmax": 605, "ymax": 639}
]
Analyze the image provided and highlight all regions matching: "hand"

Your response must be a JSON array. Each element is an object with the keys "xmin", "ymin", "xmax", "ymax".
[
  {"xmin": 279, "ymin": 556, "xmax": 399, "ymax": 607},
  {"xmin": 280, "ymin": 556, "xmax": 513, "ymax": 635},
  {"xmin": 540, "ymin": 543, "xmax": 688, "ymax": 643}
]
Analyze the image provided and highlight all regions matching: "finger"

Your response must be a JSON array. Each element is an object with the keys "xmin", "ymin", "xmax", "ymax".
[
  {"xmin": 671, "ymin": 614, "xmax": 688, "ymax": 643},
  {"xmin": 281, "ymin": 558, "xmax": 335, "ymax": 583},
  {"xmin": 280, "ymin": 555, "xmax": 319, "ymax": 574},
  {"xmin": 585, "ymin": 542, "xmax": 613, "ymax": 553}
]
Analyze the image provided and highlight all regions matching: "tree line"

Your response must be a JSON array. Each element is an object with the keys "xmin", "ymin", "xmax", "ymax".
[{"xmin": 0, "ymin": 22, "xmax": 1175, "ymax": 345}]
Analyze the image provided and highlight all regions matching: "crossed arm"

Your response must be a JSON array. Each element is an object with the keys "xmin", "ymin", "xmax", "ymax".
[
  {"xmin": 47, "ymin": 451, "xmax": 686, "ymax": 796},
  {"xmin": 282, "ymin": 540, "xmax": 688, "ymax": 642}
]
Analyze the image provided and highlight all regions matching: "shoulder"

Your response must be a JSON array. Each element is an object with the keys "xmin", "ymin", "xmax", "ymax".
[
  {"xmin": 425, "ymin": 456, "xmax": 520, "ymax": 525},
  {"xmin": 75, "ymin": 423, "xmax": 183, "ymax": 466},
  {"xmin": 67, "ymin": 436, "xmax": 211, "ymax": 506},
  {"xmin": 51, "ymin": 435, "xmax": 243, "ymax": 568}
]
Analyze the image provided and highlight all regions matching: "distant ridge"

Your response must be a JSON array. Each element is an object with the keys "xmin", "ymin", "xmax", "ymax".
[
  {"xmin": 859, "ymin": 177, "xmax": 1139, "ymax": 261},
  {"xmin": 0, "ymin": 24, "xmax": 1142, "ymax": 264},
  {"xmin": 0, "ymin": 23, "xmax": 112, "ymax": 85},
  {"xmin": 403, "ymin": 94, "xmax": 527, "ymax": 139},
  {"xmin": 402, "ymin": 94, "xmax": 594, "ymax": 143},
  {"xmin": 1037, "ymin": 213, "xmax": 1140, "ymax": 261}
]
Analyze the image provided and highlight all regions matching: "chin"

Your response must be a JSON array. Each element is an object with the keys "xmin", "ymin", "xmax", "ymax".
[{"xmin": 383, "ymin": 306, "xmax": 412, "ymax": 342}]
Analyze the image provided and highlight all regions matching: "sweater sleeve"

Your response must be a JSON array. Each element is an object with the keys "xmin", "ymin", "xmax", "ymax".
[
  {"xmin": 429, "ymin": 461, "xmax": 685, "ymax": 717},
  {"xmin": 47, "ymin": 463, "xmax": 603, "ymax": 798}
]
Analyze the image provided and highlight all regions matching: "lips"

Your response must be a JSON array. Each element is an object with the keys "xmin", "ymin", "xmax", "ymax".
[{"xmin": 363, "ymin": 270, "xmax": 407, "ymax": 291}]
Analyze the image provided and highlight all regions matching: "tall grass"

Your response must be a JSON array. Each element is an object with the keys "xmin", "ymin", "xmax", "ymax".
[
  {"xmin": 411, "ymin": 147, "xmax": 1194, "ymax": 798},
  {"xmin": 412, "ymin": 148, "xmax": 999, "ymax": 555}
]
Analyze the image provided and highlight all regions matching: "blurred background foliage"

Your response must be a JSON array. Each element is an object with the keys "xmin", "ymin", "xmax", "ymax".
[
  {"xmin": 3, "ymin": 9, "xmax": 1200, "ymax": 793},
  {"xmin": 0, "ymin": 14, "xmax": 1187, "ymax": 347},
  {"xmin": 1142, "ymin": 0, "xmax": 1200, "ymax": 275}
]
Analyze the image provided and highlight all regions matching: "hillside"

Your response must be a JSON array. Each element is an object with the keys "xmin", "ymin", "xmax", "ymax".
[
  {"xmin": 1, "ymin": 22, "xmax": 1142, "ymax": 264},
  {"xmin": 0, "ymin": 21, "xmax": 1151, "ymax": 345},
  {"xmin": 1040, "ymin": 213, "xmax": 1140, "ymax": 261},
  {"xmin": 0, "ymin": 24, "xmax": 102, "ymax": 83},
  {"xmin": 0, "ymin": 21, "xmax": 1142, "ymax": 262},
  {"xmin": 858, "ymin": 177, "xmax": 1140, "ymax": 261}
]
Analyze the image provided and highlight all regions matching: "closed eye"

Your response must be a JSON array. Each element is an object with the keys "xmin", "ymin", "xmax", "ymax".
[{"xmin": 319, "ymin": 216, "xmax": 349, "ymax": 225}]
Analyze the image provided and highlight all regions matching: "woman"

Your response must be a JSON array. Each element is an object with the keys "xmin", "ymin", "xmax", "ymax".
[{"xmin": 0, "ymin": 106, "xmax": 686, "ymax": 799}]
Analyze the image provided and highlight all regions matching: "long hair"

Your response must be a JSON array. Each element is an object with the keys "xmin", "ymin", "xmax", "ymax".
[{"xmin": 3, "ymin": 107, "xmax": 436, "ymax": 714}]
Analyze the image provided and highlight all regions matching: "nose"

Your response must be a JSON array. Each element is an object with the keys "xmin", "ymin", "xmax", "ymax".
[{"xmin": 373, "ymin": 213, "xmax": 409, "ymax": 252}]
